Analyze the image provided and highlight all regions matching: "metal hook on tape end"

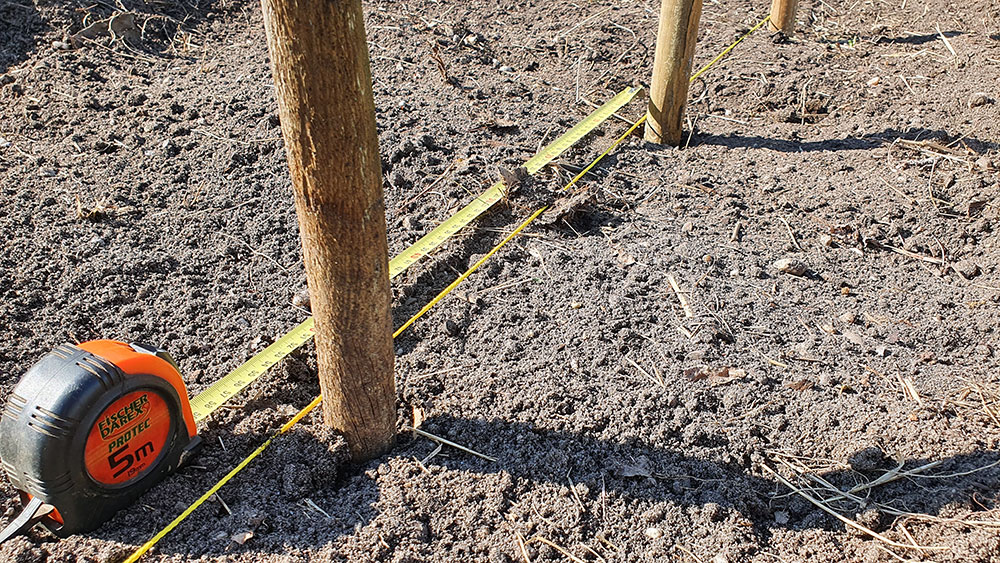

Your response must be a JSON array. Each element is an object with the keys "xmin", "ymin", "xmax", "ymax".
[{"xmin": 0, "ymin": 497, "xmax": 54, "ymax": 545}]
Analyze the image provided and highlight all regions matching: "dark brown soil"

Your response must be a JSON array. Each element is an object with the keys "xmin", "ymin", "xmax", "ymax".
[{"xmin": 2, "ymin": 0, "xmax": 1000, "ymax": 561}]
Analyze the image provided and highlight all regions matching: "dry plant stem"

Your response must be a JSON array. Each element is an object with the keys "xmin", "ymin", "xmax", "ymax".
[
  {"xmin": 775, "ymin": 455, "xmax": 1000, "ymax": 528},
  {"xmin": 516, "ymin": 531, "xmax": 532, "ymax": 563},
  {"xmin": 749, "ymin": 342, "xmax": 789, "ymax": 368},
  {"xmin": 403, "ymin": 160, "xmax": 457, "ymax": 206},
  {"xmin": 881, "ymin": 243, "xmax": 945, "ymax": 265},
  {"xmin": 897, "ymin": 523, "xmax": 926, "ymax": 555},
  {"xmin": 411, "ymin": 427, "xmax": 497, "ymax": 462},
  {"xmin": 626, "ymin": 356, "xmax": 665, "ymax": 387},
  {"xmin": 675, "ymin": 544, "xmax": 706, "ymax": 563},
  {"xmin": 211, "ymin": 493, "xmax": 231, "ymax": 515},
  {"xmin": 897, "ymin": 374, "xmax": 923, "ymax": 406},
  {"xmin": 761, "ymin": 465, "xmax": 945, "ymax": 551},
  {"xmin": 936, "ymin": 24, "xmax": 957, "ymax": 56},
  {"xmin": 644, "ymin": 0, "xmax": 703, "ymax": 145},
  {"xmin": 419, "ymin": 443, "xmax": 442, "ymax": 465},
  {"xmin": 261, "ymin": 0, "xmax": 396, "ymax": 461},
  {"xmin": 847, "ymin": 460, "xmax": 939, "ymax": 494},
  {"xmin": 303, "ymin": 498, "xmax": 331, "ymax": 519},
  {"xmin": 874, "ymin": 544, "xmax": 912, "ymax": 563},
  {"xmin": 668, "ymin": 274, "xmax": 695, "ymax": 318},
  {"xmin": 580, "ymin": 543, "xmax": 607, "ymax": 563},
  {"xmin": 778, "ymin": 216, "xmax": 803, "ymax": 251}
]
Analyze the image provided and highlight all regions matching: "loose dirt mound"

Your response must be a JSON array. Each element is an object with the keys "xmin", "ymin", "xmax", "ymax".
[{"xmin": 1, "ymin": 0, "xmax": 999, "ymax": 561}]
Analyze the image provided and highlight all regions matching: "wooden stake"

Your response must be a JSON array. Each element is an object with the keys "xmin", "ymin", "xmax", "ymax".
[
  {"xmin": 768, "ymin": 0, "xmax": 799, "ymax": 34},
  {"xmin": 261, "ymin": 0, "xmax": 395, "ymax": 461},
  {"xmin": 644, "ymin": 0, "xmax": 703, "ymax": 146}
]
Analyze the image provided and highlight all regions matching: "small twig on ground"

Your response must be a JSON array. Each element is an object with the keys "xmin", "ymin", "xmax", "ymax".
[
  {"xmin": 552, "ymin": 7, "xmax": 612, "ymax": 42},
  {"xmin": 936, "ymin": 24, "xmax": 957, "ymax": 56},
  {"xmin": 683, "ymin": 114, "xmax": 696, "ymax": 150},
  {"xmin": 515, "ymin": 531, "xmax": 533, "ymax": 563},
  {"xmin": 580, "ymin": 543, "xmax": 607, "ymax": 563},
  {"xmin": 303, "ymin": 498, "xmax": 332, "ymax": 519},
  {"xmin": 566, "ymin": 470, "xmax": 587, "ymax": 513},
  {"xmin": 667, "ymin": 274, "xmax": 695, "ymax": 318},
  {"xmin": 211, "ymin": 493, "xmax": 232, "ymax": 515},
  {"xmin": 703, "ymin": 113, "xmax": 751, "ymax": 126},
  {"xmin": 880, "ymin": 243, "xmax": 945, "ymax": 265},
  {"xmin": 879, "ymin": 176, "xmax": 917, "ymax": 205},
  {"xmin": 625, "ymin": 356, "xmax": 665, "ymax": 387},
  {"xmin": 411, "ymin": 428, "xmax": 496, "ymax": 462},
  {"xmin": 748, "ymin": 342, "xmax": 789, "ymax": 368},
  {"xmin": 403, "ymin": 160, "xmax": 457, "ymax": 206},
  {"xmin": 973, "ymin": 383, "xmax": 1000, "ymax": 426},
  {"xmin": 217, "ymin": 232, "xmax": 292, "ymax": 272},
  {"xmin": 525, "ymin": 536, "xmax": 586, "ymax": 563},
  {"xmin": 192, "ymin": 128, "xmax": 281, "ymax": 145},
  {"xmin": 896, "ymin": 373, "xmax": 924, "ymax": 406},
  {"xmin": 873, "ymin": 543, "xmax": 912, "ymax": 563},
  {"xmin": 419, "ymin": 442, "xmax": 443, "ymax": 465},
  {"xmin": 674, "ymin": 544, "xmax": 706, "ymax": 563},
  {"xmin": 475, "ymin": 275, "xmax": 537, "ymax": 296},
  {"xmin": 771, "ymin": 453, "xmax": 1000, "ymax": 531},
  {"xmin": 779, "ymin": 216, "xmax": 804, "ymax": 251}
]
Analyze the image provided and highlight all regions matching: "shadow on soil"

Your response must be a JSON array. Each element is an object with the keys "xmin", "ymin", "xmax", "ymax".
[
  {"xmin": 875, "ymin": 31, "xmax": 963, "ymax": 46},
  {"xmin": 83, "ymin": 414, "xmax": 1000, "ymax": 558},
  {"xmin": 698, "ymin": 128, "xmax": 1000, "ymax": 154},
  {"xmin": 0, "ymin": 1, "xmax": 45, "ymax": 74},
  {"xmin": 416, "ymin": 415, "xmax": 1000, "ymax": 539}
]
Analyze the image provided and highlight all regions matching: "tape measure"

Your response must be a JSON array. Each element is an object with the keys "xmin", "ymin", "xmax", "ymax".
[
  {"xmin": 0, "ymin": 85, "xmax": 642, "ymax": 545},
  {"xmin": 0, "ymin": 341, "xmax": 200, "ymax": 541}
]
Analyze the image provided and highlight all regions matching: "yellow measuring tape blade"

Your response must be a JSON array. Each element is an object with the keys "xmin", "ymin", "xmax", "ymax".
[
  {"xmin": 188, "ymin": 318, "xmax": 315, "ymax": 422},
  {"xmin": 386, "ymin": 85, "xmax": 641, "ymax": 278},
  {"xmin": 186, "ymin": 86, "xmax": 641, "ymax": 424}
]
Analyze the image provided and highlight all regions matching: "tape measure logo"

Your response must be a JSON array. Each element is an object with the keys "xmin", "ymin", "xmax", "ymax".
[
  {"xmin": 85, "ymin": 391, "xmax": 171, "ymax": 486},
  {"xmin": 97, "ymin": 393, "xmax": 148, "ymax": 439}
]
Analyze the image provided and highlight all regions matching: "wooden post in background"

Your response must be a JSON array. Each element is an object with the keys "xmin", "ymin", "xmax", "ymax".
[
  {"xmin": 260, "ymin": 0, "xmax": 396, "ymax": 461},
  {"xmin": 644, "ymin": 0, "xmax": 704, "ymax": 146},
  {"xmin": 768, "ymin": 0, "xmax": 799, "ymax": 34}
]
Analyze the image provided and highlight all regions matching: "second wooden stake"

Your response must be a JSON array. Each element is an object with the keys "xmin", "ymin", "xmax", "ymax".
[{"xmin": 644, "ymin": 0, "xmax": 704, "ymax": 146}]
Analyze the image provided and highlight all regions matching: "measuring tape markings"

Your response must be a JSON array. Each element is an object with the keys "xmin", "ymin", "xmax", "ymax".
[
  {"xmin": 386, "ymin": 86, "xmax": 641, "ymax": 279},
  {"xmin": 187, "ymin": 87, "xmax": 642, "ymax": 423},
  {"xmin": 188, "ymin": 318, "xmax": 315, "ymax": 422}
]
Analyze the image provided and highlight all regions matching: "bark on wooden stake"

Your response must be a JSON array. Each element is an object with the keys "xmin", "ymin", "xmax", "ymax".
[
  {"xmin": 260, "ymin": 0, "xmax": 395, "ymax": 461},
  {"xmin": 768, "ymin": 0, "xmax": 799, "ymax": 34},
  {"xmin": 644, "ymin": 0, "xmax": 704, "ymax": 146}
]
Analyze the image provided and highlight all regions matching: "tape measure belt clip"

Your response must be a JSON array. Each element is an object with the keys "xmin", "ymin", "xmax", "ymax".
[{"xmin": 0, "ymin": 341, "xmax": 202, "ymax": 538}]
